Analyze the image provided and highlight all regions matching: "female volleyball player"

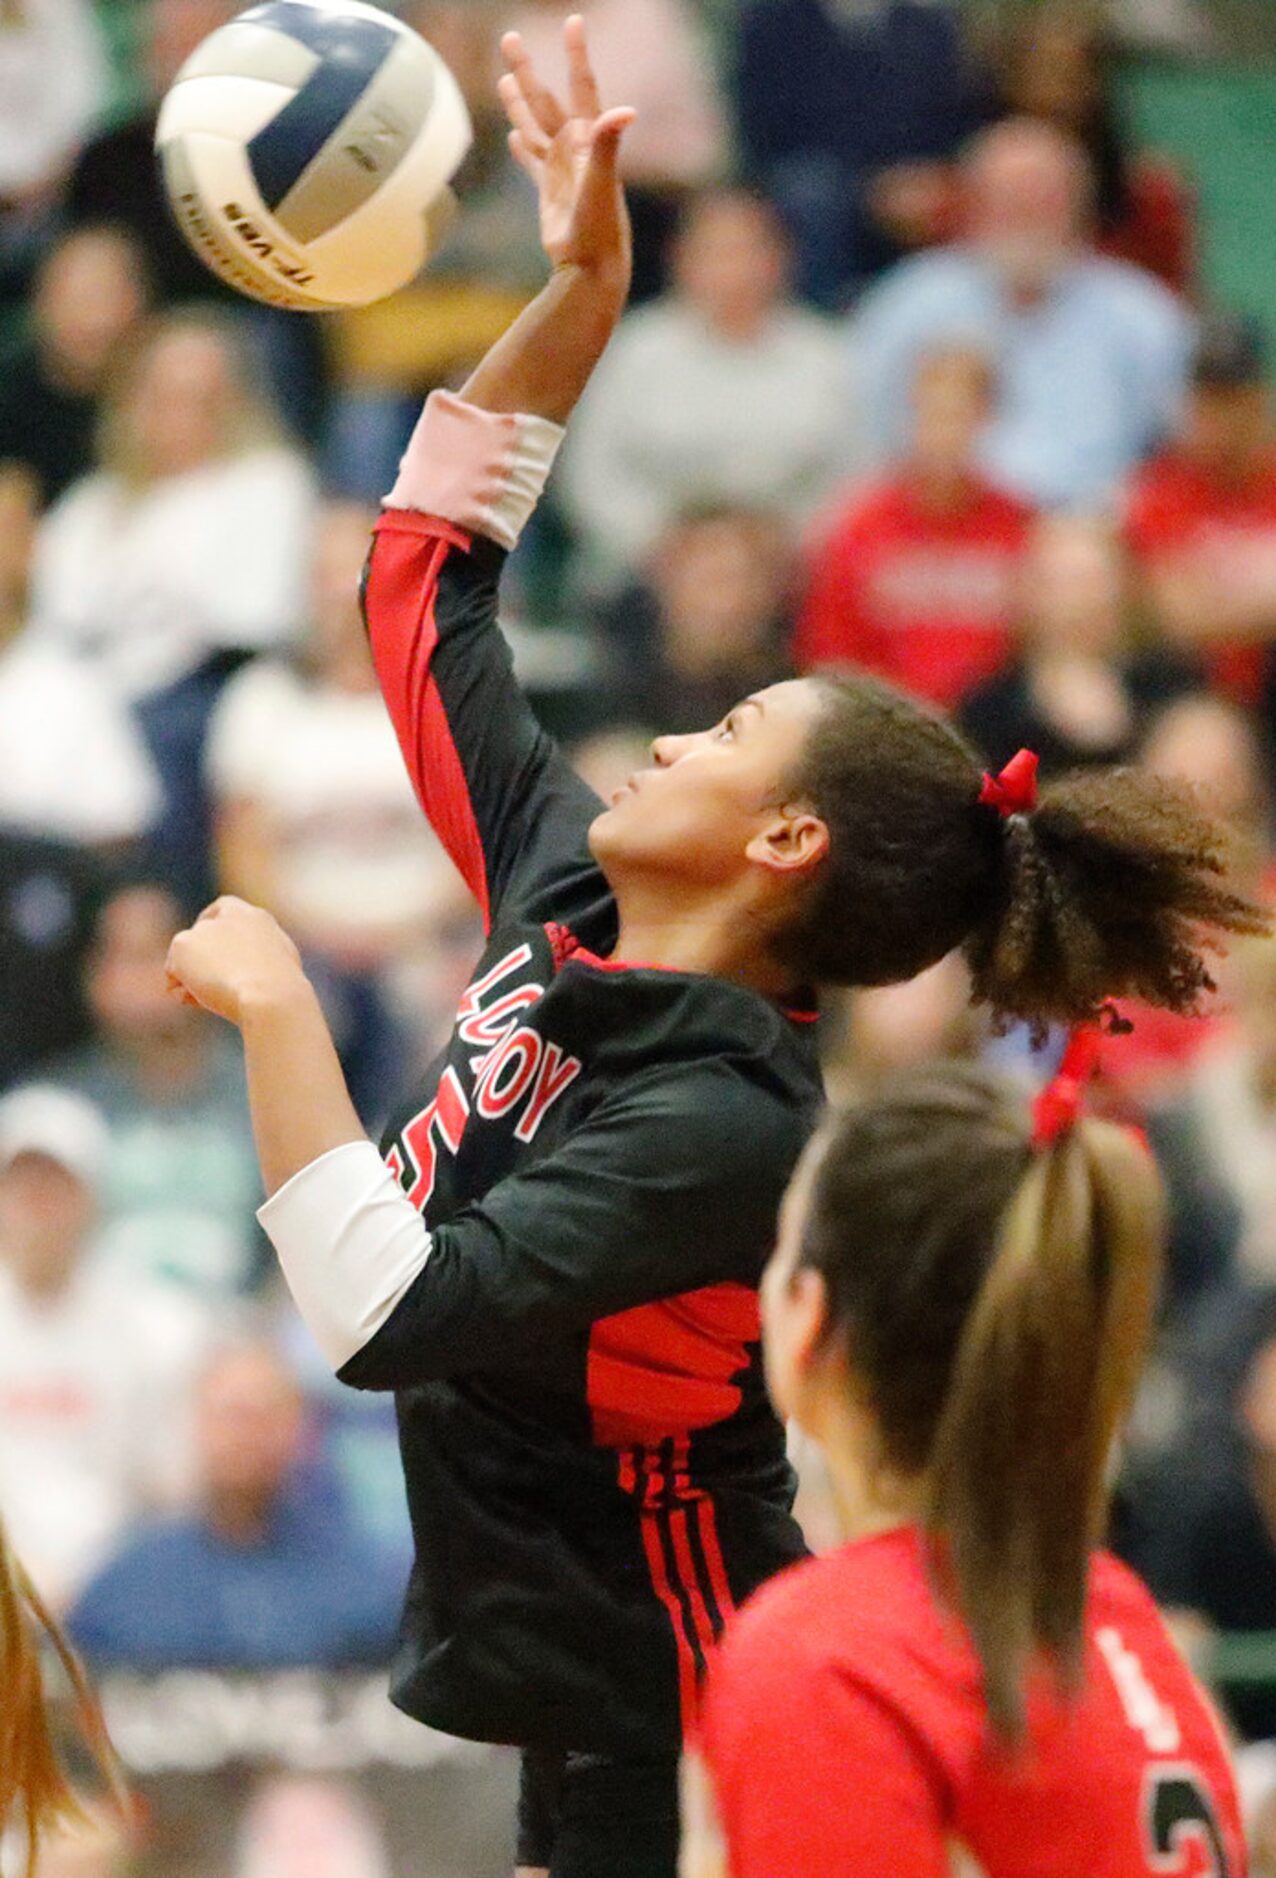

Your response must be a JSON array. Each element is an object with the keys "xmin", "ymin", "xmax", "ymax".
[
  {"xmin": 1, "ymin": 1518, "xmax": 124, "ymax": 1869},
  {"xmin": 165, "ymin": 18, "xmax": 1262, "ymax": 1876},
  {"xmin": 691, "ymin": 1058, "xmax": 1247, "ymax": 1877}
]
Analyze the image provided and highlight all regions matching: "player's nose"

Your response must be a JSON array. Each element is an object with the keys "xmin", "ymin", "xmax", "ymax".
[{"xmin": 651, "ymin": 732, "xmax": 695, "ymax": 767}]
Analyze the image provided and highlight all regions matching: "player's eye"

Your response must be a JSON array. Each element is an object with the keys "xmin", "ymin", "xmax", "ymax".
[{"xmin": 715, "ymin": 714, "xmax": 738, "ymax": 742}]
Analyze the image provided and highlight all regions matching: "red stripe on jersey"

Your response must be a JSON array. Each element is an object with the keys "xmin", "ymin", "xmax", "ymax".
[
  {"xmin": 670, "ymin": 1505, "xmax": 719, "ymax": 1673},
  {"xmin": 367, "ymin": 516, "xmax": 491, "ymax": 932},
  {"xmin": 631, "ymin": 1452, "xmax": 700, "ymax": 1736},
  {"xmin": 587, "ymin": 1284, "xmax": 761, "ymax": 1448},
  {"xmin": 695, "ymin": 1495, "xmax": 737, "ymax": 1627}
]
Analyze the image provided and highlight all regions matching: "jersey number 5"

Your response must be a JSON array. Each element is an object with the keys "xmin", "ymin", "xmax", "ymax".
[{"xmin": 1145, "ymin": 1768, "xmax": 1232, "ymax": 1877}]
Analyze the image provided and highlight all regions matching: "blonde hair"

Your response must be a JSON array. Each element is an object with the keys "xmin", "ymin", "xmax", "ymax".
[
  {"xmin": 0, "ymin": 1522, "xmax": 127, "ymax": 1869},
  {"xmin": 799, "ymin": 1066, "xmax": 1164, "ymax": 1737},
  {"xmin": 97, "ymin": 307, "xmax": 286, "ymax": 489}
]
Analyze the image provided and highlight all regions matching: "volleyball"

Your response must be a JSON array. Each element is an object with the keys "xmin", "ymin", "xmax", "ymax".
[{"xmin": 155, "ymin": 0, "xmax": 472, "ymax": 312}]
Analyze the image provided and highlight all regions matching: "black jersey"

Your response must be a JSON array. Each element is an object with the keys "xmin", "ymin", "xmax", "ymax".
[{"xmin": 349, "ymin": 509, "xmax": 821, "ymax": 1755}]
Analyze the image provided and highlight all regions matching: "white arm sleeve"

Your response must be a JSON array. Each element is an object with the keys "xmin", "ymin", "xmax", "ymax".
[{"xmin": 257, "ymin": 1141, "xmax": 432, "ymax": 1371}]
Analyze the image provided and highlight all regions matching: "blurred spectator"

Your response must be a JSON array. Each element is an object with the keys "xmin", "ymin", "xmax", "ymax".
[
  {"xmin": 0, "ymin": 0, "xmax": 109, "ymax": 306},
  {"xmin": 64, "ymin": 0, "xmax": 327, "ymax": 440},
  {"xmin": 0, "ymin": 1084, "xmax": 206, "ymax": 1608},
  {"xmin": 597, "ymin": 505, "xmax": 795, "ymax": 733},
  {"xmin": 0, "ymin": 831, "xmax": 103, "ymax": 1091},
  {"xmin": 565, "ymin": 189, "xmax": 854, "ymax": 589},
  {"xmin": 29, "ymin": 312, "xmax": 316, "ymax": 905},
  {"xmin": 69, "ymin": 1338, "xmax": 401, "ymax": 1670},
  {"xmin": 0, "ymin": 463, "xmax": 160, "ymax": 850},
  {"xmin": 234, "ymin": 1775, "xmax": 392, "ymax": 1878},
  {"xmin": 1141, "ymin": 691, "xmax": 1275, "ymax": 873},
  {"xmin": 207, "ymin": 502, "xmax": 465, "ymax": 1124},
  {"xmin": 52, "ymin": 880, "xmax": 263, "ymax": 1300},
  {"xmin": 994, "ymin": 0, "xmax": 1194, "ymax": 293},
  {"xmin": 796, "ymin": 346, "xmax": 1032, "ymax": 709},
  {"xmin": 0, "ymin": 225, "xmax": 150, "ymax": 506},
  {"xmin": 734, "ymin": 0, "xmax": 987, "ymax": 308},
  {"xmin": 1096, "ymin": 692, "xmax": 1273, "ymax": 1104},
  {"xmin": 1126, "ymin": 313, "xmax": 1276, "ymax": 710},
  {"xmin": 822, "ymin": 954, "xmax": 978, "ymax": 1104},
  {"xmin": 959, "ymin": 513, "xmax": 1193, "ymax": 775},
  {"xmin": 63, "ymin": 0, "xmax": 241, "ymax": 307},
  {"xmin": 854, "ymin": 118, "xmax": 1193, "ymax": 509},
  {"xmin": 324, "ymin": 4, "xmax": 544, "ymax": 501},
  {"xmin": 508, "ymin": 0, "xmax": 726, "ymax": 300},
  {"xmin": 1133, "ymin": 1293, "xmax": 1276, "ymax": 1741},
  {"xmin": 1148, "ymin": 935, "xmax": 1276, "ymax": 1305}
]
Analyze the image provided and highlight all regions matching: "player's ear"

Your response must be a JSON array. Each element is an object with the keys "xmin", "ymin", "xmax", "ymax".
[{"xmin": 746, "ymin": 808, "xmax": 829, "ymax": 879}]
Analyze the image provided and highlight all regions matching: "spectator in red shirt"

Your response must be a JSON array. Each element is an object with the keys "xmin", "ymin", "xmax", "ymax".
[
  {"xmin": 796, "ymin": 346, "xmax": 1032, "ymax": 709},
  {"xmin": 689, "ymin": 1065, "xmax": 1247, "ymax": 1878},
  {"xmin": 1126, "ymin": 313, "xmax": 1276, "ymax": 708}
]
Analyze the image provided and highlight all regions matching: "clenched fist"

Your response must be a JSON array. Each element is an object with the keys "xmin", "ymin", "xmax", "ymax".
[{"xmin": 165, "ymin": 897, "xmax": 307, "ymax": 1028}]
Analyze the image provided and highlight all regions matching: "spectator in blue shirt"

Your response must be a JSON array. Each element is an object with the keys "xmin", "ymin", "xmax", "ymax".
[
  {"xmin": 734, "ymin": 0, "xmax": 988, "ymax": 307},
  {"xmin": 853, "ymin": 118, "xmax": 1194, "ymax": 510},
  {"xmin": 68, "ymin": 1336, "xmax": 401, "ymax": 1670}
]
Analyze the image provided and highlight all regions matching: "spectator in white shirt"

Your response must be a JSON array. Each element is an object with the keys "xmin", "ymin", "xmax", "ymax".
[
  {"xmin": 563, "ymin": 188, "xmax": 858, "ymax": 590},
  {"xmin": 0, "ymin": 462, "xmax": 159, "ymax": 850},
  {"xmin": 52, "ymin": 880, "xmax": 265, "ymax": 1299},
  {"xmin": 0, "ymin": 1083, "xmax": 209, "ymax": 1609},
  {"xmin": 0, "ymin": 0, "xmax": 109, "ymax": 303},
  {"xmin": 208, "ymin": 503, "xmax": 474, "ymax": 1120},
  {"xmin": 29, "ymin": 310, "xmax": 317, "ymax": 903}
]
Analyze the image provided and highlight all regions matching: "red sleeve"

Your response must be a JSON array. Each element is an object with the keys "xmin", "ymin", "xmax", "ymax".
[
  {"xmin": 700, "ymin": 1646, "xmax": 951, "ymax": 1878},
  {"xmin": 363, "ymin": 513, "xmax": 608, "ymax": 937},
  {"xmin": 795, "ymin": 510, "xmax": 880, "ymax": 672},
  {"xmin": 1122, "ymin": 466, "xmax": 1193, "ymax": 562}
]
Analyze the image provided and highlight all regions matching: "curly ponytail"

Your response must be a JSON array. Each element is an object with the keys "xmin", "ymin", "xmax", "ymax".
[
  {"xmin": 775, "ymin": 674, "xmax": 1268, "ymax": 1018},
  {"xmin": 965, "ymin": 765, "xmax": 1267, "ymax": 1034}
]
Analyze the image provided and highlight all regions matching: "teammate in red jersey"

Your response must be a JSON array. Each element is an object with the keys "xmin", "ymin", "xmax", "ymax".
[
  {"xmin": 692, "ymin": 1060, "xmax": 1247, "ymax": 1878},
  {"xmin": 163, "ymin": 21, "xmax": 1262, "ymax": 1878}
]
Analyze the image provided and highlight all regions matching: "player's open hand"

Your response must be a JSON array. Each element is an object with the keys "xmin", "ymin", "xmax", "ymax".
[
  {"xmin": 498, "ymin": 14, "xmax": 634, "ymax": 277},
  {"xmin": 165, "ymin": 896, "xmax": 306, "ymax": 1028}
]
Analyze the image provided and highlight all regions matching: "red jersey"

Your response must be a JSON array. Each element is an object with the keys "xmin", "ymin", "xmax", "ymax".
[
  {"xmin": 700, "ymin": 1525, "xmax": 1246, "ymax": 1878},
  {"xmin": 1124, "ymin": 447, "xmax": 1276, "ymax": 706},
  {"xmin": 796, "ymin": 475, "xmax": 1033, "ymax": 710}
]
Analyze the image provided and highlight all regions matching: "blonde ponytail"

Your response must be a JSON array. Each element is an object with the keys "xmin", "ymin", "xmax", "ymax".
[
  {"xmin": 927, "ymin": 1120, "xmax": 1163, "ymax": 1736},
  {"xmin": 0, "ymin": 1521, "xmax": 127, "ymax": 1869}
]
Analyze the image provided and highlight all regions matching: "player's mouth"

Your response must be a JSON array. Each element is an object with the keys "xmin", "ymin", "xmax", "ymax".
[{"xmin": 609, "ymin": 774, "xmax": 642, "ymax": 807}]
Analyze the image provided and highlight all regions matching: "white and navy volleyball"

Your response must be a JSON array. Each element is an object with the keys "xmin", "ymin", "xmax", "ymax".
[{"xmin": 155, "ymin": 0, "xmax": 472, "ymax": 311}]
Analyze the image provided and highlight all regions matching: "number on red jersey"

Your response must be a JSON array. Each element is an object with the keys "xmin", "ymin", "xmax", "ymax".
[{"xmin": 1144, "ymin": 1768, "xmax": 1231, "ymax": 1877}]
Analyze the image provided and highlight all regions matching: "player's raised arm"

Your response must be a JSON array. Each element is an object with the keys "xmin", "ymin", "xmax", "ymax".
[
  {"xmin": 460, "ymin": 15, "xmax": 635, "ymax": 421},
  {"xmin": 364, "ymin": 15, "xmax": 634, "ymax": 935}
]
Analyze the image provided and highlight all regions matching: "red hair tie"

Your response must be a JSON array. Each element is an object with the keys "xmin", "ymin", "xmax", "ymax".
[
  {"xmin": 1031, "ymin": 1027, "xmax": 1102, "ymax": 1149},
  {"xmin": 979, "ymin": 748, "xmax": 1039, "ymax": 820}
]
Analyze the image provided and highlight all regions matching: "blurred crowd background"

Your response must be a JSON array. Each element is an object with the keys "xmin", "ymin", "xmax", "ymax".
[{"xmin": 5, "ymin": 0, "xmax": 1276, "ymax": 1870}]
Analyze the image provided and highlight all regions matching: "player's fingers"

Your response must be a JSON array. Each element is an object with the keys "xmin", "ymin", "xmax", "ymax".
[
  {"xmin": 563, "ymin": 14, "xmax": 601, "ymax": 122},
  {"xmin": 589, "ymin": 105, "xmax": 636, "ymax": 159},
  {"xmin": 500, "ymin": 31, "xmax": 566, "ymax": 139},
  {"xmin": 507, "ymin": 129, "xmax": 543, "ymax": 183},
  {"xmin": 497, "ymin": 73, "xmax": 550, "ymax": 157}
]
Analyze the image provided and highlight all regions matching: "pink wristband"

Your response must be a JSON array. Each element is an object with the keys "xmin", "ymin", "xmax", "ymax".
[{"xmin": 384, "ymin": 389, "xmax": 565, "ymax": 551}]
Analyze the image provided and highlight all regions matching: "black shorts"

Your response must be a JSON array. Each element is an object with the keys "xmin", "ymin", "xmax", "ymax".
[{"xmin": 517, "ymin": 1745, "xmax": 681, "ymax": 1877}]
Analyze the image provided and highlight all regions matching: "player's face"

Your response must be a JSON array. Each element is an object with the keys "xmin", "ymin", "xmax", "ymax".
[
  {"xmin": 588, "ymin": 678, "xmax": 828, "ymax": 892},
  {"xmin": 760, "ymin": 1137, "xmax": 834, "ymax": 1431}
]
